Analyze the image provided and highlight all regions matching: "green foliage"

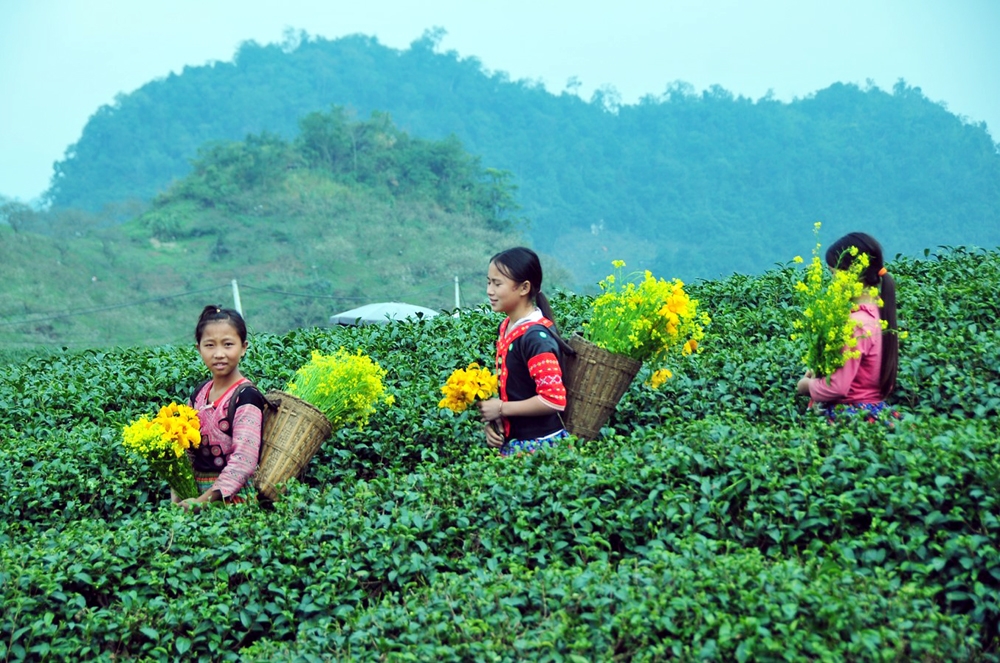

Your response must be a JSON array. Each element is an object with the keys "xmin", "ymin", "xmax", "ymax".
[
  {"xmin": 1, "ymin": 108, "xmax": 527, "ymax": 348},
  {"xmin": 1, "ymin": 248, "xmax": 999, "ymax": 660},
  {"xmin": 42, "ymin": 35, "xmax": 1000, "ymax": 287}
]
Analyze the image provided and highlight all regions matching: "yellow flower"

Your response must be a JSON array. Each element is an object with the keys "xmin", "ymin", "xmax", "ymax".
[
  {"xmin": 793, "ymin": 256, "xmax": 803, "ymax": 264},
  {"xmin": 287, "ymin": 349, "xmax": 391, "ymax": 428},
  {"xmin": 121, "ymin": 401, "xmax": 202, "ymax": 499},
  {"xmin": 583, "ymin": 261, "xmax": 708, "ymax": 365},
  {"xmin": 438, "ymin": 363, "xmax": 498, "ymax": 413},
  {"xmin": 791, "ymin": 226, "xmax": 875, "ymax": 377},
  {"xmin": 646, "ymin": 368, "xmax": 672, "ymax": 389},
  {"xmin": 612, "ymin": 259, "xmax": 626, "ymax": 268}
]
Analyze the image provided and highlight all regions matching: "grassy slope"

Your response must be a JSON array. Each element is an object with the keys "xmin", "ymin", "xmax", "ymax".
[{"xmin": 1, "ymin": 171, "xmax": 539, "ymax": 349}]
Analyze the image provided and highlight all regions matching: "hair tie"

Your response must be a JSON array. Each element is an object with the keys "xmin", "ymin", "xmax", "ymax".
[{"xmin": 878, "ymin": 267, "xmax": 888, "ymax": 277}]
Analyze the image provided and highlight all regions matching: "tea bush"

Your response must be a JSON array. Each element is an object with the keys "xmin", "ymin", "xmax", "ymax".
[{"xmin": 1, "ymin": 247, "xmax": 998, "ymax": 661}]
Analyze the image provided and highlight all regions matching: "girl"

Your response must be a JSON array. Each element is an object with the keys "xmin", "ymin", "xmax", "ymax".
[
  {"xmin": 796, "ymin": 232, "xmax": 900, "ymax": 424},
  {"xmin": 175, "ymin": 305, "xmax": 266, "ymax": 510},
  {"xmin": 478, "ymin": 247, "xmax": 574, "ymax": 456}
]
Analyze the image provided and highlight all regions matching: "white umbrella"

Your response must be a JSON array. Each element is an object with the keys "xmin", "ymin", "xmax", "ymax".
[{"xmin": 329, "ymin": 301, "xmax": 440, "ymax": 326}]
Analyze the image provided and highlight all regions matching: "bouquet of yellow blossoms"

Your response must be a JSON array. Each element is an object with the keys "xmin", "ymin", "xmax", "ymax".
[
  {"xmin": 583, "ymin": 261, "xmax": 709, "ymax": 378},
  {"xmin": 286, "ymin": 349, "xmax": 393, "ymax": 428},
  {"xmin": 121, "ymin": 402, "xmax": 202, "ymax": 500},
  {"xmin": 438, "ymin": 362, "xmax": 498, "ymax": 413},
  {"xmin": 791, "ymin": 225, "xmax": 882, "ymax": 378}
]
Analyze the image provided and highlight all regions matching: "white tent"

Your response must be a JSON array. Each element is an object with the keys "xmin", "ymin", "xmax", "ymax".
[{"xmin": 329, "ymin": 301, "xmax": 440, "ymax": 326}]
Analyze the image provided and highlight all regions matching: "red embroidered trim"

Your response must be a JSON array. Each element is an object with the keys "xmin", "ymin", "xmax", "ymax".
[
  {"xmin": 495, "ymin": 317, "xmax": 556, "ymax": 436},
  {"xmin": 212, "ymin": 378, "xmax": 249, "ymax": 410},
  {"xmin": 528, "ymin": 353, "xmax": 566, "ymax": 408}
]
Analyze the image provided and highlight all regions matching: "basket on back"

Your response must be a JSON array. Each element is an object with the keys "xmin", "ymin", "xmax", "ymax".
[
  {"xmin": 254, "ymin": 391, "xmax": 332, "ymax": 501},
  {"xmin": 562, "ymin": 334, "xmax": 642, "ymax": 440}
]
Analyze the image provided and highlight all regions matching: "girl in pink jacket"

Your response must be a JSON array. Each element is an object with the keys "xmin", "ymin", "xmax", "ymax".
[{"xmin": 796, "ymin": 233, "xmax": 900, "ymax": 425}]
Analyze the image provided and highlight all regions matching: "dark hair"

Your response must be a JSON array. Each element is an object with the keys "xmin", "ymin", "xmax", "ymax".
[
  {"xmin": 195, "ymin": 305, "xmax": 248, "ymax": 343},
  {"xmin": 825, "ymin": 232, "xmax": 898, "ymax": 397},
  {"xmin": 490, "ymin": 247, "xmax": 576, "ymax": 357}
]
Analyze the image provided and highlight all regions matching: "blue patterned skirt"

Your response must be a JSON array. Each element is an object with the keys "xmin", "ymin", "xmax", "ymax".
[
  {"xmin": 817, "ymin": 401, "xmax": 902, "ymax": 429},
  {"xmin": 500, "ymin": 429, "xmax": 569, "ymax": 457}
]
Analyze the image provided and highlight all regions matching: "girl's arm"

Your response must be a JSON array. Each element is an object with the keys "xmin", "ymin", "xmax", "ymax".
[
  {"xmin": 806, "ymin": 358, "xmax": 860, "ymax": 402},
  {"xmin": 210, "ymin": 399, "xmax": 264, "ymax": 498},
  {"xmin": 180, "ymin": 488, "xmax": 223, "ymax": 511},
  {"xmin": 479, "ymin": 396, "xmax": 558, "ymax": 422}
]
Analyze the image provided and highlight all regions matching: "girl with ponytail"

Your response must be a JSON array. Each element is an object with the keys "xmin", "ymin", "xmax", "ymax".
[
  {"xmin": 796, "ymin": 232, "xmax": 901, "ymax": 424},
  {"xmin": 478, "ymin": 247, "xmax": 575, "ymax": 456}
]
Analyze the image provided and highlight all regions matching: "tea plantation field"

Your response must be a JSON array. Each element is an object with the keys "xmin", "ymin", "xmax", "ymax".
[{"xmin": 1, "ymin": 247, "xmax": 998, "ymax": 661}]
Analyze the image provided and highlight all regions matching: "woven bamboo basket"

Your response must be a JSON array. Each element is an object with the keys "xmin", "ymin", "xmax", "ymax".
[
  {"xmin": 563, "ymin": 334, "xmax": 642, "ymax": 440},
  {"xmin": 253, "ymin": 391, "xmax": 332, "ymax": 501}
]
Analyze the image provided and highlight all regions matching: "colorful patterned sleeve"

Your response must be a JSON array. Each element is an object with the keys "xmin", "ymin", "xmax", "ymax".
[
  {"xmin": 212, "ymin": 399, "xmax": 263, "ymax": 498},
  {"xmin": 527, "ymin": 352, "xmax": 567, "ymax": 409},
  {"xmin": 523, "ymin": 327, "xmax": 567, "ymax": 410}
]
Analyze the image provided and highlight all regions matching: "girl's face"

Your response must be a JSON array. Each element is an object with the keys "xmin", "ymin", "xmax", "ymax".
[
  {"xmin": 197, "ymin": 320, "xmax": 247, "ymax": 381},
  {"xmin": 487, "ymin": 261, "xmax": 530, "ymax": 314}
]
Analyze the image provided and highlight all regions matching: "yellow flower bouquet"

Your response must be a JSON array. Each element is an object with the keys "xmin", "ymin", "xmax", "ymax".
[
  {"xmin": 121, "ymin": 402, "xmax": 202, "ymax": 500},
  {"xmin": 438, "ymin": 362, "xmax": 498, "ymax": 413},
  {"xmin": 791, "ymin": 225, "xmax": 881, "ymax": 378},
  {"xmin": 583, "ymin": 260, "xmax": 709, "ymax": 368},
  {"xmin": 286, "ymin": 349, "xmax": 393, "ymax": 428}
]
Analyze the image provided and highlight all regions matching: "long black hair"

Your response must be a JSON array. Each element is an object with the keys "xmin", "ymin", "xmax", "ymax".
[
  {"xmin": 490, "ymin": 247, "xmax": 576, "ymax": 357},
  {"xmin": 825, "ymin": 232, "xmax": 898, "ymax": 397},
  {"xmin": 195, "ymin": 305, "xmax": 248, "ymax": 344}
]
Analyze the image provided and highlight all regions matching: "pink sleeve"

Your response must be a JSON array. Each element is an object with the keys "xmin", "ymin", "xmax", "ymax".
[
  {"xmin": 212, "ymin": 403, "xmax": 262, "ymax": 498},
  {"xmin": 808, "ymin": 355, "xmax": 861, "ymax": 402},
  {"xmin": 808, "ymin": 308, "xmax": 880, "ymax": 403}
]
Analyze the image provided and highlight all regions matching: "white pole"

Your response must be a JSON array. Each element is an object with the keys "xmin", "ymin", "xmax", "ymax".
[
  {"xmin": 231, "ymin": 279, "xmax": 243, "ymax": 316},
  {"xmin": 454, "ymin": 275, "xmax": 461, "ymax": 317}
]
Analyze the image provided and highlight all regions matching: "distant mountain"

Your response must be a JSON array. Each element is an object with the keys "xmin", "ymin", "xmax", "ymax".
[
  {"xmin": 46, "ymin": 30, "xmax": 1000, "ymax": 286},
  {"xmin": 2, "ymin": 109, "xmax": 523, "ymax": 348}
]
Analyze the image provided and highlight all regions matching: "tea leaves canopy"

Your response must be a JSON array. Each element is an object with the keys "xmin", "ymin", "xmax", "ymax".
[{"xmin": 1, "ymin": 246, "xmax": 998, "ymax": 660}]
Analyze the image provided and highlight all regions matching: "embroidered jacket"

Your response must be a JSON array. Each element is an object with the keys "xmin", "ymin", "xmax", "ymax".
[
  {"xmin": 496, "ymin": 311, "xmax": 568, "ymax": 441},
  {"xmin": 190, "ymin": 380, "xmax": 264, "ymax": 498}
]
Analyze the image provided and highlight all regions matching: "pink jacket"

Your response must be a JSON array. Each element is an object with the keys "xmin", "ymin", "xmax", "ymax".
[
  {"xmin": 192, "ymin": 381, "xmax": 262, "ymax": 498},
  {"xmin": 808, "ymin": 303, "xmax": 884, "ymax": 404}
]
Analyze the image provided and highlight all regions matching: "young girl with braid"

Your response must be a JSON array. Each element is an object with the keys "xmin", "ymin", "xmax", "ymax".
[
  {"xmin": 796, "ymin": 232, "xmax": 901, "ymax": 425},
  {"xmin": 478, "ymin": 247, "xmax": 575, "ymax": 456}
]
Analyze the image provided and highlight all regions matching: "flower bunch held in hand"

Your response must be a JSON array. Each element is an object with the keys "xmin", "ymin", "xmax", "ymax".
[
  {"xmin": 584, "ymin": 260, "xmax": 709, "ymax": 367},
  {"xmin": 438, "ymin": 362, "xmax": 498, "ymax": 413},
  {"xmin": 122, "ymin": 402, "xmax": 202, "ymax": 499},
  {"xmin": 286, "ymin": 349, "xmax": 393, "ymax": 428},
  {"xmin": 791, "ymin": 225, "xmax": 881, "ymax": 378}
]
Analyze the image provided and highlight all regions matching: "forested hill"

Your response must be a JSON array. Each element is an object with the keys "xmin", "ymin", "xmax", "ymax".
[{"xmin": 46, "ymin": 30, "xmax": 1000, "ymax": 286}]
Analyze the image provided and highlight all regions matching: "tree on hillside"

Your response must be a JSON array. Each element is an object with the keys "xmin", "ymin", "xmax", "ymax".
[
  {"xmin": 297, "ymin": 106, "xmax": 354, "ymax": 172},
  {"xmin": 0, "ymin": 197, "xmax": 36, "ymax": 233},
  {"xmin": 146, "ymin": 108, "xmax": 523, "ymax": 234}
]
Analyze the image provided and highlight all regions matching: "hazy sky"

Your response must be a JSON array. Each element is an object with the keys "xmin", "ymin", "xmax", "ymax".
[{"xmin": 2, "ymin": 0, "xmax": 998, "ymax": 203}]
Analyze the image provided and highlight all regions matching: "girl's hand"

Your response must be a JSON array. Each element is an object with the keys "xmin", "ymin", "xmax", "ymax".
[
  {"xmin": 478, "ymin": 398, "xmax": 502, "ymax": 423},
  {"xmin": 170, "ymin": 489, "xmax": 181, "ymax": 504},
  {"xmin": 178, "ymin": 498, "xmax": 202, "ymax": 512},
  {"xmin": 484, "ymin": 422, "xmax": 504, "ymax": 449},
  {"xmin": 796, "ymin": 375, "xmax": 813, "ymax": 396}
]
